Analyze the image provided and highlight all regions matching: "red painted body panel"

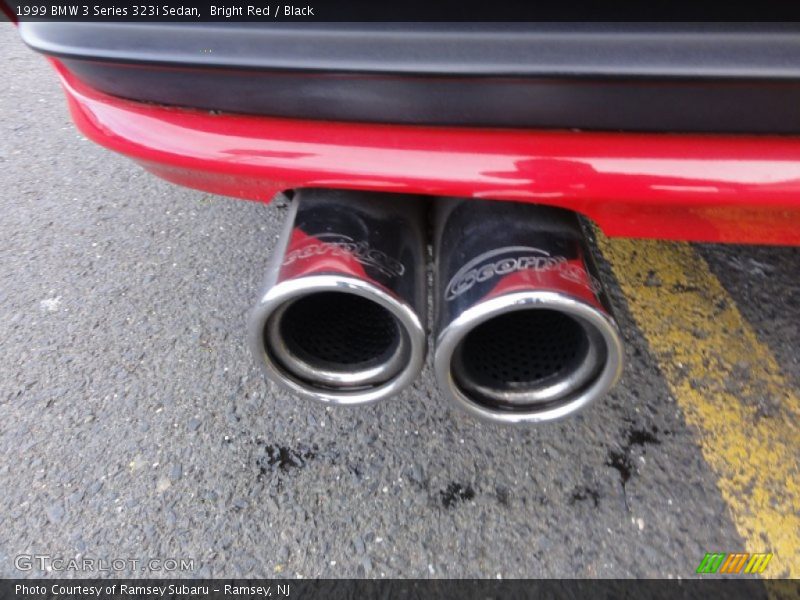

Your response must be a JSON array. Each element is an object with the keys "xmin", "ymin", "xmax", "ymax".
[{"xmin": 53, "ymin": 59, "xmax": 800, "ymax": 245}]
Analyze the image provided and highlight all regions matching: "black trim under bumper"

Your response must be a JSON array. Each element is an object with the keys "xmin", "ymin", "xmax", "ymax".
[{"xmin": 20, "ymin": 22, "xmax": 800, "ymax": 133}]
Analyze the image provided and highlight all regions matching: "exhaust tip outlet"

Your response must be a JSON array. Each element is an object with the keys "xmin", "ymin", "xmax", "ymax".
[
  {"xmin": 435, "ymin": 292, "xmax": 623, "ymax": 424},
  {"xmin": 254, "ymin": 279, "xmax": 425, "ymax": 404},
  {"xmin": 270, "ymin": 291, "xmax": 406, "ymax": 387},
  {"xmin": 249, "ymin": 189, "xmax": 427, "ymax": 406},
  {"xmin": 433, "ymin": 198, "xmax": 625, "ymax": 424}
]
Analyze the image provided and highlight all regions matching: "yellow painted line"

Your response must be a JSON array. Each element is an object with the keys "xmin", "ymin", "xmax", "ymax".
[{"xmin": 597, "ymin": 236, "xmax": 800, "ymax": 579}]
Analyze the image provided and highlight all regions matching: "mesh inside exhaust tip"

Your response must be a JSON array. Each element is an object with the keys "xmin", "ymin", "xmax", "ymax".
[
  {"xmin": 452, "ymin": 309, "xmax": 601, "ymax": 408},
  {"xmin": 279, "ymin": 292, "xmax": 400, "ymax": 366},
  {"xmin": 262, "ymin": 291, "xmax": 411, "ymax": 391}
]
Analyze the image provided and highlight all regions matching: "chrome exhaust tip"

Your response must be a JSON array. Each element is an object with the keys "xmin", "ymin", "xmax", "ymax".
[
  {"xmin": 254, "ymin": 276, "xmax": 426, "ymax": 404},
  {"xmin": 435, "ymin": 293, "xmax": 623, "ymax": 423},
  {"xmin": 265, "ymin": 288, "xmax": 409, "ymax": 389},
  {"xmin": 433, "ymin": 199, "xmax": 624, "ymax": 424},
  {"xmin": 249, "ymin": 189, "xmax": 426, "ymax": 405}
]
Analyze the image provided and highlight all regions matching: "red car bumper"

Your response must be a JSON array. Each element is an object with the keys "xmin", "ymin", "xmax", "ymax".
[{"xmin": 54, "ymin": 59, "xmax": 800, "ymax": 246}]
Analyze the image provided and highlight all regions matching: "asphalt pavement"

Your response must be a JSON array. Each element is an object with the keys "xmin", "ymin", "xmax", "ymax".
[{"xmin": 0, "ymin": 24, "xmax": 798, "ymax": 579}]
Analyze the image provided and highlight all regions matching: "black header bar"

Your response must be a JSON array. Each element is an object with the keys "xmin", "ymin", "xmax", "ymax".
[{"xmin": 5, "ymin": 0, "xmax": 800, "ymax": 22}]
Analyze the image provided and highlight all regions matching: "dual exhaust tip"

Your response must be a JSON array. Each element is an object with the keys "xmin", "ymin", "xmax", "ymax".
[
  {"xmin": 249, "ymin": 189, "xmax": 623, "ymax": 423},
  {"xmin": 249, "ymin": 190, "xmax": 427, "ymax": 406}
]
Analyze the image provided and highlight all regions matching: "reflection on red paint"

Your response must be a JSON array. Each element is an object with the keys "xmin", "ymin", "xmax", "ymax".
[{"xmin": 51, "ymin": 59, "xmax": 800, "ymax": 245}]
